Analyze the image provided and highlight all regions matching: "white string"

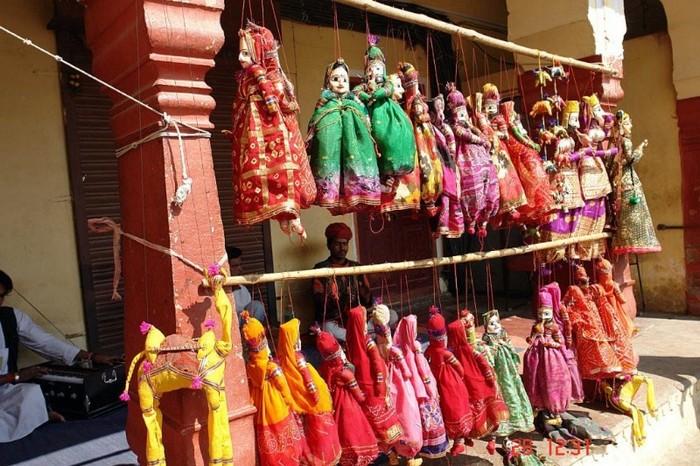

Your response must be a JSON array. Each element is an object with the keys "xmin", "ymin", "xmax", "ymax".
[
  {"xmin": 169, "ymin": 116, "xmax": 193, "ymax": 207},
  {"xmin": 0, "ymin": 24, "xmax": 210, "ymax": 136}
]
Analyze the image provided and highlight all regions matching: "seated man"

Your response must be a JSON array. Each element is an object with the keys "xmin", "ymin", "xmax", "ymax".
[
  {"xmin": 226, "ymin": 246, "xmax": 266, "ymax": 326},
  {"xmin": 312, "ymin": 222, "xmax": 397, "ymax": 343},
  {"xmin": 0, "ymin": 269, "xmax": 121, "ymax": 442}
]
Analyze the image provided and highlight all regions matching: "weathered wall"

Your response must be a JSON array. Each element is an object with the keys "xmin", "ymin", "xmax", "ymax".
[{"xmin": 0, "ymin": 0, "xmax": 87, "ymax": 365}]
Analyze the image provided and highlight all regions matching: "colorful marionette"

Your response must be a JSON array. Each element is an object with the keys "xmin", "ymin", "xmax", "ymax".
[
  {"xmin": 600, "ymin": 374, "xmax": 657, "ymax": 446},
  {"xmin": 563, "ymin": 266, "xmax": 623, "ymax": 379},
  {"xmin": 608, "ymin": 110, "xmax": 662, "ymax": 254},
  {"xmin": 345, "ymin": 305, "xmax": 404, "ymax": 451},
  {"xmin": 316, "ymin": 331, "xmax": 379, "ymax": 466},
  {"xmin": 447, "ymin": 318, "xmax": 509, "ymax": 445},
  {"xmin": 399, "ymin": 62, "xmax": 444, "ymax": 215},
  {"xmin": 371, "ymin": 304, "xmax": 424, "ymax": 465},
  {"xmin": 394, "ymin": 314, "xmax": 449, "ymax": 459},
  {"xmin": 424, "ymin": 307, "xmax": 474, "ymax": 456},
  {"xmin": 119, "ymin": 268, "xmax": 233, "ymax": 466},
  {"xmin": 480, "ymin": 310, "xmax": 535, "ymax": 436},
  {"xmin": 379, "ymin": 73, "xmax": 421, "ymax": 213},
  {"xmin": 353, "ymin": 35, "xmax": 416, "ymax": 183},
  {"xmin": 500, "ymin": 100, "xmax": 557, "ymax": 227},
  {"xmin": 230, "ymin": 21, "xmax": 316, "ymax": 241},
  {"xmin": 306, "ymin": 58, "xmax": 381, "ymax": 215},
  {"xmin": 540, "ymin": 283, "xmax": 584, "ymax": 402},
  {"xmin": 278, "ymin": 318, "xmax": 341, "ymax": 465},
  {"xmin": 532, "ymin": 67, "xmax": 553, "ymax": 87},
  {"xmin": 479, "ymin": 83, "xmax": 527, "ymax": 223},
  {"xmin": 445, "ymin": 82, "xmax": 500, "ymax": 237},
  {"xmin": 242, "ymin": 313, "xmax": 307, "ymax": 465},
  {"xmin": 595, "ymin": 257, "xmax": 637, "ymax": 338},
  {"xmin": 522, "ymin": 289, "xmax": 573, "ymax": 420},
  {"xmin": 427, "ymin": 95, "xmax": 464, "ymax": 238}
]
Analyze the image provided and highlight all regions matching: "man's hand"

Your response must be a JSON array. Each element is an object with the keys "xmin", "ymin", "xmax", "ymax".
[
  {"xmin": 18, "ymin": 365, "xmax": 49, "ymax": 382},
  {"xmin": 93, "ymin": 354, "xmax": 123, "ymax": 366}
]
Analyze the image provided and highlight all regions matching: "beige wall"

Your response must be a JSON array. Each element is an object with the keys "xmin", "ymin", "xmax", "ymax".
[
  {"xmin": 619, "ymin": 32, "xmax": 685, "ymax": 313},
  {"xmin": 662, "ymin": 0, "xmax": 700, "ymax": 99},
  {"xmin": 1, "ymin": 0, "xmax": 87, "ymax": 364}
]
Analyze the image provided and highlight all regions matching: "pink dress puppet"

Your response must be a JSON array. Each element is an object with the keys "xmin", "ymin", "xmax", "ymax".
[
  {"xmin": 316, "ymin": 331, "xmax": 379, "ymax": 466},
  {"xmin": 232, "ymin": 22, "xmax": 316, "ymax": 241},
  {"xmin": 345, "ymin": 305, "xmax": 404, "ymax": 451},
  {"xmin": 394, "ymin": 314, "xmax": 449, "ymax": 459},
  {"xmin": 425, "ymin": 307, "xmax": 473, "ymax": 456},
  {"xmin": 445, "ymin": 82, "xmax": 500, "ymax": 237},
  {"xmin": 427, "ymin": 95, "xmax": 464, "ymax": 238},
  {"xmin": 500, "ymin": 100, "xmax": 557, "ymax": 229},
  {"xmin": 522, "ymin": 290, "xmax": 573, "ymax": 420},
  {"xmin": 399, "ymin": 62, "xmax": 443, "ymax": 216},
  {"xmin": 480, "ymin": 83, "xmax": 527, "ymax": 226},
  {"xmin": 371, "ymin": 304, "xmax": 423, "ymax": 465},
  {"xmin": 447, "ymin": 319, "xmax": 509, "ymax": 443},
  {"xmin": 540, "ymin": 283, "xmax": 584, "ymax": 402}
]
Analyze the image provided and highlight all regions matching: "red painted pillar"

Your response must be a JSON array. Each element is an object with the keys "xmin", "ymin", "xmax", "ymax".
[
  {"xmin": 518, "ymin": 55, "xmax": 639, "ymax": 317},
  {"xmin": 81, "ymin": 1, "xmax": 256, "ymax": 464}
]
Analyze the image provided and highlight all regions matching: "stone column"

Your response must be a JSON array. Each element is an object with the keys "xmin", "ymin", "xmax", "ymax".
[{"xmin": 81, "ymin": 1, "xmax": 256, "ymax": 464}]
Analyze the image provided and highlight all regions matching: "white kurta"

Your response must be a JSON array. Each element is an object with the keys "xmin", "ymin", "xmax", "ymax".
[{"xmin": 0, "ymin": 307, "xmax": 80, "ymax": 443}]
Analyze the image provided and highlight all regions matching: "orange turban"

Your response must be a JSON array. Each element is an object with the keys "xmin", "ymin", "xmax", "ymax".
[{"xmin": 325, "ymin": 222, "xmax": 353, "ymax": 241}]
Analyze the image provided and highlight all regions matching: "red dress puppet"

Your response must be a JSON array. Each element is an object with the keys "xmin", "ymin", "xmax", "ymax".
[
  {"xmin": 424, "ymin": 307, "xmax": 473, "ymax": 456},
  {"xmin": 316, "ymin": 331, "xmax": 379, "ymax": 466},
  {"xmin": 447, "ymin": 320, "xmax": 509, "ymax": 440},
  {"xmin": 345, "ymin": 305, "xmax": 404, "ymax": 451},
  {"xmin": 232, "ymin": 22, "xmax": 316, "ymax": 240}
]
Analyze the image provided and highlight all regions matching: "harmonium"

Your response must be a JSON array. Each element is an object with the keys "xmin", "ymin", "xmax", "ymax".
[{"xmin": 33, "ymin": 361, "xmax": 126, "ymax": 419}]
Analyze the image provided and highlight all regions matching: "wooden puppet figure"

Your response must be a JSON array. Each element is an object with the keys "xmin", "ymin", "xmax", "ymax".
[
  {"xmin": 231, "ymin": 21, "xmax": 316, "ymax": 241},
  {"xmin": 446, "ymin": 82, "xmax": 500, "ymax": 237},
  {"xmin": 306, "ymin": 58, "xmax": 382, "ymax": 215},
  {"xmin": 608, "ymin": 110, "xmax": 662, "ymax": 255}
]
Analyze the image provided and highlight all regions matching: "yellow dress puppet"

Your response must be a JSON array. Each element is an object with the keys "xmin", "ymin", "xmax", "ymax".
[
  {"xmin": 242, "ymin": 313, "xmax": 307, "ymax": 465},
  {"xmin": 278, "ymin": 318, "xmax": 341, "ymax": 465}
]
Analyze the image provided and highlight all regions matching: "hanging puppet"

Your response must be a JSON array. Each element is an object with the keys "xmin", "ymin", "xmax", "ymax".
[
  {"xmin": 371, "ymin": 304, "xmax": 424, "ymax": 466},
  {"xmin": 394, "ymin": 314, "xmax": 449, "ymax": 459},
  {"xmin": 522, "ymin": 289, "xmax": 572, "ymax": 423},
  {"xmin": 230, "ymin": 21, "xmax": 316, "ymax": 240},
  {"xmin": 500, "ymin": 100, "xmax": 557, "ymax": 229},
  {"xmin": 424, "ymin": 307, "xmax": 474, "ymax": 456},
  {"xmin": 345, "ymin": 305, "xmax": 404, "ymax": 452},
  {"xmin": 316, "ymin": 330, "xmax": 379, "ymax": 466},
  {"xmin": 609, "ymin": 110, "xmax": 662, "ymax": 254},
  {"xmin": 380, "ymin": 73, "xmax": 421, "ymax": 213},
  {"xmin": 353, "ymin": 35, "xmax": 416, "ymax": 190},
  {"xmin": 481, "ymin": 310, "xmax": 535, "ymax": 436},
  {"xmin": 427, "ymin": 95, "xmax": 464, "ymax": 238},
  {"xmin": 306, "ymin": 58, "xmax": 382, "ymax": 215},
  {"xmin": 398, "ymin": 62, "xmax": 444, "ymax": 215},
  {"xmin": 241, "ymin": 313, "xmax": 307, "ymax": 465},
  {"xmin": 278, "ymin": 318, "xmax": 341, "ymax": 465},
  {"xmin": 446, "ymin": 82, "xmax": 500, "ymax": 237},
  {"xmin": 479, "ymin": 83, "xmax": 527, "ymax": 224}
]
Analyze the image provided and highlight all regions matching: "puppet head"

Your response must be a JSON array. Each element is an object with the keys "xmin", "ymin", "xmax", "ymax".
[
  {"xmin": 616, "ymin": 110, "xmax": 633, "ymax": 137},
  {"xmin": 427, "ymin": 94, "xmax": 446, "ymax": 125},
  {"xmin": 537, "ymin": 289, "xmax": 554, "ymax": 322},
  {"xmin": 574, "ymin": 265, "xmax": 590, "ymax": 286},
  {"xmin": 364, "ymin": 34, "xmax": 386, "ymax": 82},
  {"xmin": 316, "ymin": 331, "xmax": 342, "ymax": 361},
  {"xmin": 325, "ymin": 58, "xmax": 350, "ymax": 95},
  {"xmin": 388, "ymin": 73, "xmax": 405, "ymax": 102},
  {"xmin": 596, "ymin": 256, "xmax": 614, "ymax": 276},
  {"xmin": 483, "ymin": 309, "xmax": 502, "ymax": 334},
  {"xmin": 398, "ymin": 61, "xmax": 420, "ymax": 99},
  {"xmin": 445, "ymin": 82, "xmax": 469, "ymax": 124},
  {"xmin": 426, "ymin": 306, "xmax": 447, "ymax": 343},
  {"xmin": 482, "ymin": 83, "xmax": 501, "ymax": 118},
  {"xmin": 583, "ymin": 93, "xmax": 606, "ymax": 126},
  {"xmin": 562, "ymin": 100, "xmax": 580, "ymax": 132},
  {"xmin": 241, "ymin": 312, "xmax": 270, "ymax": 358},
  {"xmin": 238, "ymin": 21, "xmax": 280, "ymax": 72}
]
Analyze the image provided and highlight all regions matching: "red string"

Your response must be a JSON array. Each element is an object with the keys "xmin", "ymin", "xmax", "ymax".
[
  {"xmin": 569, "ymin": 64, "xmax": 582, "ymax": 101},
  {"xmin": 333, "ymin": 3, "xmax": 341, "ymax": 58},
  {"xmin": 468, "ymin": 264, "xmax": 478, "ymax": 326},
  {"xmin": 458, "ymin": 38, "xmax": 471, "ymax": 100},
  {"xmin": 453, "ymin": 263, "xmax": 460, "ymax": 315},
  {"xmin": 404, "ymin": 274, "xmax": 412, "ymax": 316}
]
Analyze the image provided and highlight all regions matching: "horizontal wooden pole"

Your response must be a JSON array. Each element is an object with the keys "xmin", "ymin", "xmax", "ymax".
[
  {"xmin": 203, "ymin": 233, "xmax": 611, "ymax": 287},
  {"xmin": 331, "ymin": 0, "xmax": 618, "ymax": 76}
]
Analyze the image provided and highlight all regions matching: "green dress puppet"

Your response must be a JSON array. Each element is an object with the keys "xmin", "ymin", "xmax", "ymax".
[
  {"xmin": 353, "ymin": 35, "xmax": 415, "ymax": 185},
  {"xmin": 481, "ymin": 310, "xmax": 535, "ymax": 436},
  {"xmin": 306, "ymin": 58, "xmax": 382, "ymax": 215}
]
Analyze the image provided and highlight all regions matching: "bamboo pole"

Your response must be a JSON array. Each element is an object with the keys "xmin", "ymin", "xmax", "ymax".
[
  {"xmin": 205, "ymin": 233, "xmax": 611, "ymax": 287},
  {"xmin": 332, "ymin": 0, "xmax": 618, "ymax": 76}
]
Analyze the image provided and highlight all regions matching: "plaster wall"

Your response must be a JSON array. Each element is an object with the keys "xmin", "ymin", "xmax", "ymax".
[
  {"xmin": 662, "ymin": 0, "xmax": 700, "ymax": 99},
  {"xmin": 0, "ymin": 0, "xmax": 87, "ymax": 364}
]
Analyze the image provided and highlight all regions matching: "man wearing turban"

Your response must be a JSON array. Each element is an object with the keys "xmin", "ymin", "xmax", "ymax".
[{"xmin": 312, "ymin": 223, "xmax": 398, "ymax": 343}]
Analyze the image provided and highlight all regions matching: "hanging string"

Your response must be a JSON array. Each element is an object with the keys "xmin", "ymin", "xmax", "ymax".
[
  {"xmin": 452, "ymin": 263, "xmax": 460, "ymax": 315},
  {"xmin": 468, "ymin": 264, "xmax": 479, "ymax": 326},
  {"xmin": 458, "ymin": 38, "xmax": 471, "ymax": 100},
  {"xmin": 569, "ymin": 64, "xmax": 582, "ymax": 101},
  {"xmin": 333, "ymin": 2, "xmax": 342, "ymax": 58},
  {"xmin": 428, "ymin": 31, "xmax": 441, "ymax": 97}
]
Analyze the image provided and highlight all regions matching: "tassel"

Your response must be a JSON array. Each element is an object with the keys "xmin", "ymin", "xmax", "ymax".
[
  {"xmin": 191, "ymin": 376, "xmax": 203, "ymax": 390},
  {"xmin": 143, "ymin": 361, "xmax": 154, "ymax": 373},
  {"xmin": 140, "ymin": 321, "xmax": 152, "ymax": 335},
  {"xmin": 119, "ymin": 392, "xmax": 131, "ymax": 402}
]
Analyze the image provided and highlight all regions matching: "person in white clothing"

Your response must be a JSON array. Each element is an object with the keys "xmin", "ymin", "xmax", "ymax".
[
  {"xmin": 226, "ymin": 247, "xmax": 266, "ymax": 326},
  {"xmin": 0, "ymin": 269, "xmax": 120, "ymax": 443}
]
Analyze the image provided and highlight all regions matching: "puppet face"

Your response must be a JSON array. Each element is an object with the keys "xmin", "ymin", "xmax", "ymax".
[
  {"xmin": 566, "ymin": 111, "xmax": 580, "ymax": 130},
  {"xmin": 432, "ymin": 97, "xmax": 445, "ymax": 122},
  {"xmin": 328, "ymin": 66, "xmax": 350, "ymax": 95},
  {"xmin": 485, "ymin": 101, "xmax": 498, "ymax": 117},
  {"xmin": 390, "ymin": 74, "xmax": 404, "ymax": 101},
  {"xmin": 537, "ymin": 306, "xmax": 553, "ymax": 322},
  {"xmin": 456, "ymin": 106, "xmax": 469, "ymax": 125},
  {"xmin": 367, "ymin": 60, "xmax": 385, "ymax": 81},
  {"xmin": 486, "ymin": 315, "xmax": 502, "ymax": 334},
  {"xmin": 622, "ymin": 116, "xmax": 633, "ymax": 135},
  {"xmin": 238, "ymin": 36, "xmax": 253, "ymax": 68},
  {"xmin": 591, "ymin": 103, "xmax": 606, "ymax": 123}
]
